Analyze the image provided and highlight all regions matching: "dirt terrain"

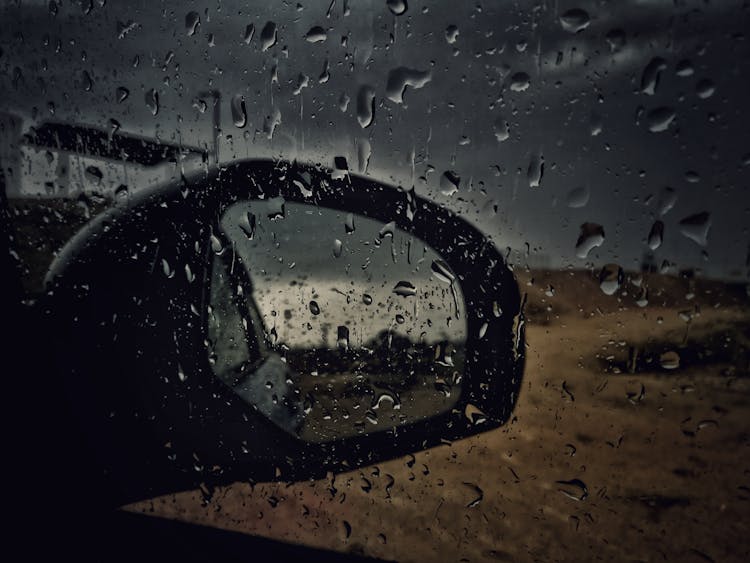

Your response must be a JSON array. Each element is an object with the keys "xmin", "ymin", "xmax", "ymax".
[{"xmin": 126, "ymin": 269, "xmax": 750, "ymax": 562}]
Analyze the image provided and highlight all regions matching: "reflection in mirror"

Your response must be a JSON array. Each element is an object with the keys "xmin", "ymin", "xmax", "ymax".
[{"xmin": 209, "ymin": 200, "xmax": 467, "ymax": 443}]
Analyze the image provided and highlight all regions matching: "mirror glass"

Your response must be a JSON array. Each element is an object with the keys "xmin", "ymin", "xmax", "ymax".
[{"xmin": 207, "ymin": 199, "xmax": 467, "ymax": 443}]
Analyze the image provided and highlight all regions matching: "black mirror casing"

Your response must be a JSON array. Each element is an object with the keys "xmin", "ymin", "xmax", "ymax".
[{"xmin": 42, "ymin": 159, "xmax": 525, "ymax": 507}]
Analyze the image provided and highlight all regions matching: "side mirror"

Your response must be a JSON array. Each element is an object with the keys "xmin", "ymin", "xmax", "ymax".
[{"xmin": 42, "ymin": 159, "xmax": 524, "ymax": 506}]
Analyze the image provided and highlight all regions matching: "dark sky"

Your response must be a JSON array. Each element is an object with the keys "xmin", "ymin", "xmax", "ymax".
[{"xmin": 2, "ymin": 0, "xmax": 749, "ymax": 279}]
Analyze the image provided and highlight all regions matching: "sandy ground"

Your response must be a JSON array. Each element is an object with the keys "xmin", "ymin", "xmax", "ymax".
[{"xmin": 125, "ymin": 270, "xmax": 750, "ymax": 562}]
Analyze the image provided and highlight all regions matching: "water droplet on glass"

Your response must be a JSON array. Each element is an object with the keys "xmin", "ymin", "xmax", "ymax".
[
  {"xmin": 357, "ymin": 138, "xmax": 371, "ymax": 173},
  {"xmin": 646, "ymin": 107, "xmax": 676, "ymax": 133},
  {"xmin": 385, "ymin": 67, "xmax": 432, "ymax": 104},
  {"xmin": 678, "ymin": 212, "xmax": 711, "ymax": 246},
  {"xmin": 392, "ymin": 281, "xmax": 416, "ymax": 297},
  {"xmin": 116, "ymin": 86, "xmax": 129, "ymax": 103},
  {"xmin": 244, "ymin": 23, "xmax": 256, "ymax": 44},
  {"xmin": 260, "ymin": 21, "xmax": 278, "ymax": 51},
  {"xmin": 210, "ymin": 233, "xmax": 224, "ymax": 255},
  {"xmin": 386, "ymin": 0, "xmax": 408, "ymax": 16},
  {"xmin": 559, "ymin": 9, "xmax": 590, "ymax": 33},
  {"xmin": 362, "ymin": 294, "xmax": 373, "ymax": 305},
  {"xmin": 464, "ymin": 404, "xmax": 487, "ymax": 425},
  {"xmin": 161, "ymin": 258, "xmax": 174, "ymax": 278},
  {"xmin": 145, "ymin": 88, "xmax": 159, "ymax": 116},
  {"xmin": 309, "ymin": 300, "xmax": 321, "ymax": 315},
  {"xmin": 378, "ymin": 221, "xmax": 395, "ymax": 240},
  {"xmin": 439, "ymin": 170, "xmax": 460, "ymax": 196},
  {"xmin": 658, "ymin": 186, "xmax": 677, "ymax": 216},
  {"xmin": 641, "ymin": 57, "xmax": 667, "ymax": 95},
  {"xmin": 356, "ymin": 85, "xmax": 376, "ymax": 128},
  {"xmin": 185, "ymin": 11, "xmax": 200, "ymax": 36},
  {"xmin": 605, "ymin": 28, "xmax": 626, "ymax": 52},
  {"xmin": 696, "ymin": 78, "xmax": 715, "ymax": 99},
  {"xmin": 263, "ymin": 108, "xmax": 282, "ymax": 139},
  {"xmin": 660, "ymin": 350, "xmax": 680, "ymax": 370},
  {"xmin": 599, "ymin": 263, "xmax": 623, "ymax": 295},
  {"xmin": 337, "ymin": 325, "xmax": 349, "ymax": 349},
  {"xmin": 566, "ymin": 186, "xmax": 589, "ymax": 208},
  {"xmin": 240, "ymin": 212, "xmax": 257, "ymax": 240},
  {"xmin": 231, "ymin": 94, "xmax": 247, "ymax": 128},
  {"xmin": 556, "ymin": 478, "xmax": 588, "ymax": 501},
  {"xmin": 305, "ymin": 26, "xmax": 327, "ymax": 43},
  {"xmin": 647, "ymin": 221, "xmax": 664, "ymax": 250},
  {"xmin": 345, "ymin": 213, "xmax": 355, "ymax": 234},
  {"xmin": 185, "ymin": 263, "xmax": 195, "ymax": 283},
  {"xmin": 527, "ymin": 153, "xmax": 544, "ymax": 188},
  {"xmin": 431, "ymin": 260, "xmax": 455, "ymax": 284},
  {"xmin": 493, "ymin": 116, "xmax": 510, "ymax": 142},
  {"xmin": 333, "ymin": 239, "xmax": 343, "ymax": 258},
  {"xmin": 445, "ymin": 24, "xmax": 459, "ymax": 44},
  {"xmin": 509, "ymin": 72, "xmax": 530, "ymax": 92},
  {"xmin": 575, "ymin": 222, "xmax": 605, "ymax": 259},
  {"xmin": 675, "ymin": 59, "xmax": 694, "ymax": 77}
]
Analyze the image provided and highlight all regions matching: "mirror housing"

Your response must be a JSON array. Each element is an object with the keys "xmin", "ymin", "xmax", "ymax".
[{"xmin": 41, "ymin": 159, "xmax": 525, "ymax": 506}]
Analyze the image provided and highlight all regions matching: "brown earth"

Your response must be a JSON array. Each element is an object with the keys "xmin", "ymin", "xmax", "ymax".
[{"xmin": 126, "ymin": 269, "xmax": 750, "ymax": 562}]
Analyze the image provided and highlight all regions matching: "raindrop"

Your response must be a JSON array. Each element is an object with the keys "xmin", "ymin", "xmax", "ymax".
[
  {"xmin": 385, "ymin": 67, "xmax": 432, "ymax": 104},
  {"xmin": 338, "ymin": 93, "xmax": 350, "ymax": 112},
  {"xmin": 185, "ymin": 263, "xmax": 195, "ymax": 283},
  {"xmin": 116, "ymin": 86, "xmax": 129, "ymax": 103},
  {"xmin": 445, "ymin": 25, "xmax": 459, "ymax": 44},
  {"xmin": 463, "ymin": 482, "xmax": 484, "ymax": 507},
  {"xmin": 266, "ymin": 196, "xmax": 286, "ymax": 220},
  {"xmin": 81, "ymin": 70, "xmax": 93, "ymax": 92},
  {"xmin": 393, "ymin": 281, "xmax": 417, "ymax": 297},
  {"xmin": 660, "ymin": 350, "xmax": 680, "ymax": 370},
  {"xmin": 345, "ymin": 213, "xmax": 355, "ymax": 234},
  {"xmin": 305, "ymin": 26, "xmax": 327, "ymax": 43},
  {"xmin": 210, "ymin": 233, "xmax": 224, "ymax": 255},
  {"xmin": 260, "ymin": 21, "xmax": 277, "ymax": 51},
  {"xmin": 605, "ymin": 28, "xmax": 626, "ymax": 52},
  {"xmin": 431, "ymin": 260, "xmax": 455, "ymax": 284},
  {"xmin": 333, "ymin": 239, "xmax": 343, "ymax": 258},
  {"xmin": 589, "ymin": 112, "xmax": 603, "ymax": 136},
  {"xmin": 337, "ymin": 326, "xmax": 349, "ymax": 349},
  {"xmin": 292, "ymin": 73, "xmax": 309, "ymax": 96},
  {"xmin": 493, "ymin": 117, "xmax": 510, "ymax": 142},
  {"xmin": 145, "ymin": 88, "xmax": 159, "ymax": 116},
  {"xmin": 378, "ymin": 221, "xmax": 395, "ymax": 240},
  {"xmin": 658, "ymin": 186, "xmax": 677, "ymax": 216},
  {"xmin": 599, "ymin": 264, "xmax": 623, "ymax": 295},
  {"xmin": 647, "ymin": 221, "xmax": 664, "ymax": 250},
  {"xmin": 263, "ymin": 108, "xmax": 282, "ymax": 139},
  {"xmin": 356, "ymin": 85, "xmax": 376, "ymax": 128},
  {"xmin": 575, "ymin": 223, "xmax": 605, "ymax": 259},
  {"xmin": 231, "ymin": 94, "xmax": 247, "ymax": 128},
  {"xmin": 675, "ymin": 59, "xmax": 694, "ymax": 77},
  {"xmin": 84, "ymin": 165, "xmax": 103, "ymax": 184},
  {"xmin": 309, "ymin": 301, "xmax": 321, "ymax": 315},
  {"xmin": 566, "ymin": 186, "xmax": 589, "ymax": 208},
  {"xmin": 559, "ymin": 9, "xmax": 590, "ymax": 33},
  {"xmin": 161, "ymin": 259, "xmax": 173, "ymax": 278},
  {"xmin": 556, "ymin": 479, "xmax": 588, "ymax": 501},
  {"xmin": 678, "ymin": 212, "xmax": 711, "ymax": 246},
  {"xmin": 509, "ymin": 72, "xmax": 530, "ymax": 92},
  {"xmin": 527, "ymin": 153, "xmax": 544, "ymax": 188},
  {"xmin": 646, "ymin": 107, "xmax": 676, "ymax": 133},
  {"xmin": 244, "ymin": 23, "xmax": 255, "ymax": 44},
  {"xmin": 478, "ymin": 322, "xmax": 488, "ymax": 339},
  {"xmin": 464, "ymin": 404, "xmax": 487, "ymax": 425},
  {"xmin": 641, "ymin": 57, "xmax": 667, "ymax": 95},
  {"xmin": 386, "ymin": 0, "xmax": 408, "ymax": 16},
  {"xmin": 240, "ymin": 212, "xmax": 257, "ymax": 240},
  {"xmin": 185, "ymin": 11, "xmax": 200, "ymax": 36},
  {"xmin": 357, "ymin": 139, "xmax": 371, "ymax": 173},
  {"xmin": 362, "ymin": 294, "xmax": 373, "ymax": 305},
  {"xmin": 439, "ymin": 170, "xmax": 460, "ymax": 196},
  {"xmin": 395, "ymin": 314, "xmax": 405, "ymax": 324},
  {"xmin": 696, "ymin": 78, "xmax": 715, "ymax": 99}
]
